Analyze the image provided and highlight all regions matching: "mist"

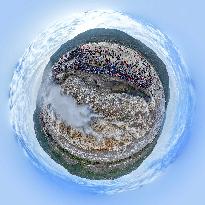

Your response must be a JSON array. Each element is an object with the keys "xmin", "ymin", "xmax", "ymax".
[{"xmin": 45, "ymin": 85, "xmax": 94, "ymax": 129}]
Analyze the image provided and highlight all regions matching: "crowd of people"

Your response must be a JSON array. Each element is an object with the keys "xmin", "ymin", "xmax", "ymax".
[{"xmin": 52, "ymin": 43, "xmax": 153, "ymax": 89}]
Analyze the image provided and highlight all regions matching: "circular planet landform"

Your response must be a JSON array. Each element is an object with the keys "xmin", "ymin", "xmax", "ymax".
[
  {"xmin": 34, "ymin": 28, "xmax": 169, "ymax": 179},
  {"xmin": 9, "ymin": 10, "xmax": 194, "ymax": 194}
]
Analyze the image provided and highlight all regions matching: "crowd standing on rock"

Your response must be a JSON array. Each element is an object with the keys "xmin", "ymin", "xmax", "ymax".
[{"xmin": 52, "ymin": 42, "xmax": 153, "ymax": 89}]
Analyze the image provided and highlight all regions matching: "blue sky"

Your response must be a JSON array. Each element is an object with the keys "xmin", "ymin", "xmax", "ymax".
[{"xmin": 0, "ymin": 0, "xmax": 205, "ymax": 205}]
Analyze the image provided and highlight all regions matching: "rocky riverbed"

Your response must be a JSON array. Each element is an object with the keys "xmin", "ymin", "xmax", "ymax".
[{"xmin": 34, "ymin": 28, "xmax": 169, "ymax": 179}]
